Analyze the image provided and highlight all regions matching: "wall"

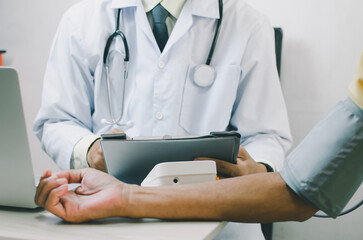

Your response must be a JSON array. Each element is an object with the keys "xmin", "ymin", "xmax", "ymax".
[
  {"xmin": 0, "ymin": 0, "xmax": 362, "ymax": 239},
  {"xmin": 243, "ymin": 0, "xmax": 363, "ymax": 239},
  {"xmin": 0, "ymin": 0, "xmax": 80, "ymax": 173}
]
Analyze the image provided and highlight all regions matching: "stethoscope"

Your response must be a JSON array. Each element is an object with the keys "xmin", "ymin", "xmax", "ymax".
[{"xmin": 101, "ymin": 0, "xmax": 223, "ymax": 126}]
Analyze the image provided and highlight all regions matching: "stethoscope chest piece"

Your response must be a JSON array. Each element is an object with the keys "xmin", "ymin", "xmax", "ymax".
[{"xmin": 193, "ymin": 64, "xmax": 216, "ymax": 88}]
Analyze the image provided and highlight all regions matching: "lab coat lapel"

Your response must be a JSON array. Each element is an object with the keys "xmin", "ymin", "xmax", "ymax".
[
  {"xmin": 191, "ymin": 0, "xmax": 220, "ymax": 19},
  {"xmin": 163, "ymin": 0, "xmax": 219, "ymax": 54},
  {"xmin": 109, "ymin": 0, "xmax": 220, "ymax": 54},
  {"xmin": 134, "ymin": 3, "xmax": 159, "ymax": 50},
  {"xmin": 162, "ymin": 0, "xmax": 193, "ymax": 53},
  {"xmin": 111, "ymin": 0, "xmax": 158, "ymax": 51},
  {"xmin": 110, "ymin": 0, "xmax": 139, "ymax": 8}
]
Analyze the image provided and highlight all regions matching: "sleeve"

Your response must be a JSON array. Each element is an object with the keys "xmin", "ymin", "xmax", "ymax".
[
  {"xmin": 230, "ymin": 17, "xmax": 292, "ymax": 171},
  {"xmin": 33, "ymin": 11, "xmax": 96, "ymax": 170},
  {"xmin": 280, "ymin": 98, "xmax": 363, "ymax": 218},
  {"xmin": 70, "ymin": 134, "xmax": 100, "ymax": 169}
]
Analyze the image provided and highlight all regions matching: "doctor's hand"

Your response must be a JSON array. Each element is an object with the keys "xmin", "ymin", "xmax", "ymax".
[
  {"xmin": 87, "ymin": 129, "xmax": 127, "ymax": 172},
  {"xmin": 195, "ymin": 146, "xmax": 267, "ymax": 178},
  {"xmin": 34, "ymin": 168, "xmax": 132, "ymax": 223}
]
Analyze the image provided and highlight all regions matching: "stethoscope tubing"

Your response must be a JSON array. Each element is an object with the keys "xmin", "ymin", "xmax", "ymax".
[
  {"xmin": 102, "ymin": 0, "xmax": 223, "ymax": 126},
  {"xmin": 206, "ymin": 0, "xmax": 223, "ymax": 65},
  {"xmin": 103, "ymin": 9, "xmax": 130, "ymax": 64}
]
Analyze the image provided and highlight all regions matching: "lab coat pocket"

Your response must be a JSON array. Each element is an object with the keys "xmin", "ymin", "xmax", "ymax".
[{"xmin": 180, "ymin": 64, "xmax": 241, "ymax": 135}]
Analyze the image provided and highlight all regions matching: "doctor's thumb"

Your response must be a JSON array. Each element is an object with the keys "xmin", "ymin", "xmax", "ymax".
[
  {"xmin": 109, "ymin": 129, "xmax": 125, "ymax": 134},
  {"xmin": 109, "ymin": 128, "xmax": 130, "ymax": 140}
]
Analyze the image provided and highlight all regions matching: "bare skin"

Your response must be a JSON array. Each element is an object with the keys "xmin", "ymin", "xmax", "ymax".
[
  {"xmin": 34, "ymin": 168, "xmax": 317, "ymax": 224},
  {"xmin": 60, "ymin": 132, "xmax": 309, "ymax": 223},
  {"xmin": 196, "ymin": 146, "xmax": 268, "ymax": 177},
  {"xmin": 87, "ymin": 129, "xmax": 125, "ymax": 172},
  {"xmin": 35, "ymin": 144, "xmax": 317, "ymax": 223},
  {"xmin": 35, "ymin": 169, "xmax": 127, "ymax": 223}
]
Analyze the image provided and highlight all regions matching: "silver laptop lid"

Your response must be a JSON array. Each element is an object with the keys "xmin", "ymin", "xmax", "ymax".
[{"xmin": 0, "ymin": 67, "xmax": 37, "ymax": 208}]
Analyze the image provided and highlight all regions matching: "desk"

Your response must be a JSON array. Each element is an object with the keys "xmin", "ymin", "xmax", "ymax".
[{"xmin": 0, "ymin": 207, "xmax": 226, "ymax": 240}]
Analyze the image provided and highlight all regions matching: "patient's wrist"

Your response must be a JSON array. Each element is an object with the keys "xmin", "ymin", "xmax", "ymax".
[
  {"xmin": 118, "ymin": 184, "xmax": 141, "ymax": 218},
  {"xmin": 124, "ymin": 185, "xmax": 173, "ymax": 219}
]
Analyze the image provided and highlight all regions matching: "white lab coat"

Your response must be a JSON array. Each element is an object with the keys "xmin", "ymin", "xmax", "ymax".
[{"xmin": 34, "ymin": 0, "xmax": 291, "ymax": 173}]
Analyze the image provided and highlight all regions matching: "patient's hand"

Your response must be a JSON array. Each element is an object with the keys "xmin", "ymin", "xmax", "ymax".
[
  {"xmin": 35, "ymin": 168, "xmax": 131, "ymax": 223},
  {"xmin": 195, "ymin": 146, "xmax": 267, "ymax": 177},
  {"xmin": 87, "ymin": 129, "xmax": 127, "ymax": 172}
]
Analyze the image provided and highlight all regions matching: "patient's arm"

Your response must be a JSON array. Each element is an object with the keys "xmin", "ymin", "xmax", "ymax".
[
  {"xmin": 128, "ymin": 172, "xmax": 317, "ymax": 223},
  {"xmin": 35, "ymin": 168, "xmax": 317, "ymax": 223}
]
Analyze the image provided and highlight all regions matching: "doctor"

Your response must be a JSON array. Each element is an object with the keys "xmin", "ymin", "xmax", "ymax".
[{"xmin": 34, "ymin": 0, "xmax": 291, "ymax": 238}]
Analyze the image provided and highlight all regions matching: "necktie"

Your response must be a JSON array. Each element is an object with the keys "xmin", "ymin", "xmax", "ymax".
[{"xmin": 151, "ymin": 4, "xmax": 169, "ymax": 51}]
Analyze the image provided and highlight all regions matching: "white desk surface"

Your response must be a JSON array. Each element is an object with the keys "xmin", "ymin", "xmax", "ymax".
[{"xmin": 0, "ymin": 207, "xmax": 226, "ymax": 240}]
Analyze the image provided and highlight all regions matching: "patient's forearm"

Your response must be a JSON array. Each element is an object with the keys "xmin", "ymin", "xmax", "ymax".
[{"xmin": 126, "ymin": 173, "xmax": 318, "ymax": 222}]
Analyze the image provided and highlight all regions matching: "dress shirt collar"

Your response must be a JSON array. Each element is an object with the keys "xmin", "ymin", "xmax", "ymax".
[
  {"xmin": 142, "ymin": 0, "xmax": 186, "ymax": 19},
  {"xmin": 110, "ymin": 0, "xmax": 220, "ymax": 19}
]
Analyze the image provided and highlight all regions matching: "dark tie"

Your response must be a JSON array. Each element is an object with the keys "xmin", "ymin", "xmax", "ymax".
[{"xmin": 151, "ymin": 4, "xmax": 169, "ymax": 51}]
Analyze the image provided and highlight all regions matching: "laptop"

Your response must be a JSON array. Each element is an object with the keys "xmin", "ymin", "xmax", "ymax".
[{"xmin": 0, "ymin": 67, "xmax": 38, "ymax": 208}]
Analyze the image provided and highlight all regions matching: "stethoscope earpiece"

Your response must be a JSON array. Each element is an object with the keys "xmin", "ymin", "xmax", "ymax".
[
  {"xmin": 193, "ymin": 64, "xmax": 216, "ymax": 88},
  {"xmin": 125, "ymin": 120, "xmax": 134, "ymax": 127},
  {"xmin": 101, "ymin": 118, "xmax": 111, "ymax": 125}
]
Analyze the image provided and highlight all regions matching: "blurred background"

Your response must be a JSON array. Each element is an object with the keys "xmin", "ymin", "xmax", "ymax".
[{"xmin": 0, "ymin": 0, "xmax": 362, "ymax": 239}]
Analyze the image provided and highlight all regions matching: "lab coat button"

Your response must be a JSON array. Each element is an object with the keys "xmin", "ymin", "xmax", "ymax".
[
  {"xmin": 158, "ymin": 61, "xmax": 165, "ymax": 69},
  {"xmin": 155, "ymin": 112, "xmax": 163, "ymax": 120}
]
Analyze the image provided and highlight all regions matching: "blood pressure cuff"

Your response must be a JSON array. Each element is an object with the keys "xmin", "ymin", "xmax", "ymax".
[{"xmin": 280, "ymin": 98, "xmax": 363, "ymax": 218}]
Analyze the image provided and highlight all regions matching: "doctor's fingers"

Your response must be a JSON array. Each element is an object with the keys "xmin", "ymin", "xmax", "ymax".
[
  {"xmin": 109, "ymin": 129, "xmax": 131, "ymax": 140},
  {"xmin": 35, "ymin": 177, "xmax": 68, "ymax": 207},
  {"xmin": 213, "ymin": 159, "xmax": 246, "ymax": 177},
  {"xmin": 195, "ymin": 157, "xmax": 243, "ymax": 177},
  {"xmin": 237, "ymin": 146, "xmax": 254, "ymax": 160},
  {"xmin": 109, "ymin": 129, "xmax": 124, "ymax": 134}
]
